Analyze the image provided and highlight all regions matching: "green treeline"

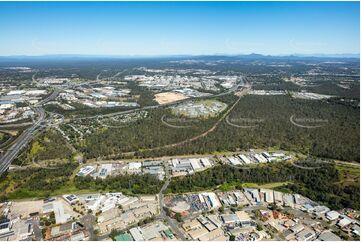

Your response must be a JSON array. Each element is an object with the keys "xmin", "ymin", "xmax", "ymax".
[
  {"xmin": 74, "ymin": 174, "xmax": 163, "ymax": 195},
  {"xmin": 79, "ymin": 108, "xmax": 218, "ymax": 159},
  {"xmin": 0, "ymin": 162, "xmax": 163, "ymax": 201},
  {"xmin": 0, "ymin": 132, "xmax": 11, "ymax": 145},
  {"xmin": 74, "ymin": 95, "xmax": 359, "ymax": 162},
  {"xmin": 166, "ymin": 161, "xmax": 360, "ymax": 210},
  {"xmin": 137, "ymin": 95, "xmax": 359, "ymax": 162},
  {"xmin": 251, "ymin": 76, "xmax": 360, "ymax": 98},
  {"xmin": 1, "ymin": 158, "xmax": 358, "ymax": 210},
  {"xmin": 0, "ymin": 162, "xmax": 78, "ymax": 201},
  {"xmin": 69, "ymin": 94, "xmax": 358, "ymax": 163},
  {"xmin": 14, "ymin": 129, "xmax": 74, "ymax": 165}
]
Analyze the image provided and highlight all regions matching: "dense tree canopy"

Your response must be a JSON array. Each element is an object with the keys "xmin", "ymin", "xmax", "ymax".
[
  {"xmin": 74, "ymin": 173, "xmax": 163, "ymax": 194},
  {"xmin": 166, "ymin": 160, "xmax": 360, "ymax": 210}
]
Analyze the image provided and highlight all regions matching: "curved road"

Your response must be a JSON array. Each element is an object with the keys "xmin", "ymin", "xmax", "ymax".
[
  {"xmin": 74, "ymin": 76, "xmax": 247, "ymax": 121},
  {"xmin": 104, "ymin": 86, "xmax": 250, "ymax": 159},
  {"xmin": 149, "ymin": 89, "xmax": 246, "ymax": 151},
  {"xmin": 289, "ymin": 114, "xmax": 327, "ymax": 129},
  {"xmin": 0, "ymin": 89, "xmax": 60, "ymax": 175},
  {"xmin": 225, "ymin": 115, "xmax": 259, "ymax": 129},
  {"xmin": 161, "ymin": 115, "xmax": 192, "ymax": 129},
  {"xmin": 0, "ymin": 77, "xmax": 248, "ymax": 175},
  {"xmin": 0, "ymin": 107, "xmax": 45, "ymax": 175}
]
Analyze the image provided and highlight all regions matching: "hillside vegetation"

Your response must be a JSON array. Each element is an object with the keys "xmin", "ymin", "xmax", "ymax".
[{"xmin": 166, "ymin": 159, "xmax": 360, "ymax": 210}]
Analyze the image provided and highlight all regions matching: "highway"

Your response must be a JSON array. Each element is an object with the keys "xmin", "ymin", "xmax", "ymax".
[
  {"xmin": 0, "ymin": 107, "xmax": 45, "ymax": 175},
  {"xmin": 36, "ymin": 88, "xmax": 60, "ymax": 106},
  {"xmin": 0, "ymin": 77, "xmax": 247, "ymax": 176},
  {"xmin": 75, "ymin": 76, "xmax": 247, "ymax": 121},
  {"xmin": 0, "ymin": 89, "xmax": 60, "ymax": 176},
  {"xmin": 0, "ymin": 122, "xmax": 33, "ymax": 128}
]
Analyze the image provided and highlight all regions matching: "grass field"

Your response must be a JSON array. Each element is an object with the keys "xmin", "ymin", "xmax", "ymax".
[
  {"xmin": 335, "ymin": 162, "xmax": 360, "ymax": 185},
  {"xmin": 218, "ymin": 181, "xmax": 292, "ymax": 192}
]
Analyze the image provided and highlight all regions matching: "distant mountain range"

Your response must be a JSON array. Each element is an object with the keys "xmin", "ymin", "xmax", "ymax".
[
  {"xmin": 0, "ymin": 53, "xmax": 359, "ymax": 61},
  {"xmin": 289, "ymin": 53, "xmax": 360, "ymax": 58}
]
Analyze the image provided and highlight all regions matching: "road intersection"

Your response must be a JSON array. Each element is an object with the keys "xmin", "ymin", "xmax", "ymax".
[{"xmin": 0, "ymin": 90, "xmax": 60, "ymax": 175}]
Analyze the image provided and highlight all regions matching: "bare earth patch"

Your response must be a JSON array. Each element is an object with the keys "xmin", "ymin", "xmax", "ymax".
[
  {"xmin": 11, "ymin": 200, "xmax": 44, "ymax": 217},
  {"xmin": 171, "ymin": 201, "xmax": 190, "ymax": 213},
  {"xmin": 154, "ymin": 92, "xmax": 189, "ymax": 105}
]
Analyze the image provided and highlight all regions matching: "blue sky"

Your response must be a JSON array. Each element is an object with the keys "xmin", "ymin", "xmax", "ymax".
[{"xmin": 0, "ymin": 1, "xmax": 359, "ymax": 56}]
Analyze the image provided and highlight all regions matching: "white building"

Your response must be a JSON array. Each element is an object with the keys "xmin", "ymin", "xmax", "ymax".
[
  {"xmin": 77, "ymin": 166, "xmax": 95, "ymax": 176},
  {"xmin": 254, "ymin": 154, "xmax": 268, "ymax": 163},
  {"xmin": 129, "ymin": 227, "xmax": 144, "ymax": 241},
  {"xmin": 128, "ymin": 162, "xmax": 142, "ymax": 170},
  {"xmin": 313, "ymin": 205, "xmax": 330, "ymax": 217},
  {"xmin": 238, "ymin": 154, "xmax": 251, "ymax": 164},
  {"xmin": 261, "ymin": 189, "xmax": 274, "ymax": 203},
  {"xmin": 25, "ymin": 90, "xmax": 47, "ymax": 96},
  {"xmin": 274, "ymin": 191, "xmax": 283, "ymax": 205},
  {"xmin": 53, "ymin": 201, "xmax": 71, "ymax": 224},
  {"xmin": 228, "ymin": 156, "xmax": 241, "ymax": 165},
  {"xmin": 0, "ymin": 218, "xmax": 11, "ymax": 235},
  {"xmin": 190, "ymin": 158, "xmax": 202, "ymax": 171},
  {"xmin": 244, "ymin": 188, "xmax": 261, "ymax": 203},
  {"xmin": 0, "ymin": 103, "xmax": 14, "ymax": 110},
  {"xmin": 202, "ymin": 192, "xmax": 221, "ymax": 209},
  {"xmin": 337, "ymin": 217, "xmax": 352, "ymax": 228},
  {"xmin": 200, "ymin": 158, "xmax": 212, "ymax": 168},
  {"xmin": 326, "ymin": 211, "xmax": 341, "ymax": 221},
  {"xmin": 98, "ymin": 164, "xmax": 113, "ymax": 179},
  {"xmin": 7, "ymin": 90, "xmax": 25, "ymax": 95},
  {"xmin": 283, "ymin": 194, "xmax": 294, "ymax": 207},
  {"xmin": 62, "ymin": 194, "xmax": 79, "ymax": 204}
]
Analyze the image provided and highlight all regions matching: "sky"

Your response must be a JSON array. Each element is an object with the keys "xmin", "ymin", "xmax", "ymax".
[{"xmin": 0, "ymin": 1, "xmax": 359, "ymax": 56}]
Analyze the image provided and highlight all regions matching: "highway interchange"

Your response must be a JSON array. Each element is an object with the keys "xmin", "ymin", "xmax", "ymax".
[
  {"xmin": 0, "ymin": 106, "xmax": 45, "ymax": 175},
  {"xmin": 0, "ymin": 89, "xmax": 61, "ymax": 175},
  {"xmin": 0, "ymin": 76, "xmax": 247, "ymax": 176}
]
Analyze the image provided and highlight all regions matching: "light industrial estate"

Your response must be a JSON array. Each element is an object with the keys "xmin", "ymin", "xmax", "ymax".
[{"xmin": 0, "ymin": 54, "xmax": 359, "ymax": 241}]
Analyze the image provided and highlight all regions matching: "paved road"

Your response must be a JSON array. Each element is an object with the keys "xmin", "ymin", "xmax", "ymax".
[
  {"xmin": 0, "ymin": 77, "xmax": 248, "ymax": 175},
  {"xmin": 0, "ymin": 122, "xmax": 33, "ymax": 128},
  {"xmin": 160, "ymin": 115, "xmax": 192, "ymax": 129},
  {"xmin": 36, "ymin": 88, "xmax": 60, "ymax": 106},
  {"xmin": 115, "ymin": 86, "xmax": 250, "ymax": 158},
  {"xmin": 96, "ymin": 72, "xmax": 102, "ymax": 81},
  {"xmin": 158, "ymin": 162, "xmax": 188, "ymax": 241},
  {"xmin": 0, "ymin": 107, "xmax": 45, "ymax": 175},
  {"xmin": 80, "ymin": 214, "xmax": 97, "ymax": 240},
  {"xmin": 100, "ymin": 83, "xmax": 250, "ymax": 159},
  {"xmin": 0, "ymin": 89, "xmax": 60, "ymax": 175},
  {"xmin": 74, "ymin": 76, "xmax": 247, "ymax": 121},
  {"xmin": 31, "ymin": 217, "xmax": 43, "ymax": 241}
]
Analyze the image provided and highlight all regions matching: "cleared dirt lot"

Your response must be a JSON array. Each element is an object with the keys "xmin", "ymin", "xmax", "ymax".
[
  {"xmin": 171, "ymin": 201, "xmax": 190, "ymax": 213},
  {"xmin": 11, "ymin": 200, "xmax": 44, "ymax": 217},
  {"xmin": 154, "ymin": 92, "xmax": 188, "ymax": 105},
  {"xmin": 9, "ymin": 197, "xmax": 80, "ymax": 219}
]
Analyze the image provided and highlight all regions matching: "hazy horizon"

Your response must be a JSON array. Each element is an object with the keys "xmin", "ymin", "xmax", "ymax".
[{"xmin": 0, "ymin": 53, "xmax": 359, "ymax": 59}]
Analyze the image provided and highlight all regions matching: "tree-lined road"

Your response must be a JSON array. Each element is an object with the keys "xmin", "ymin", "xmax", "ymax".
[{"xmin": 158, "ymin": 162, "xmax": 188, "ymax": 241}]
